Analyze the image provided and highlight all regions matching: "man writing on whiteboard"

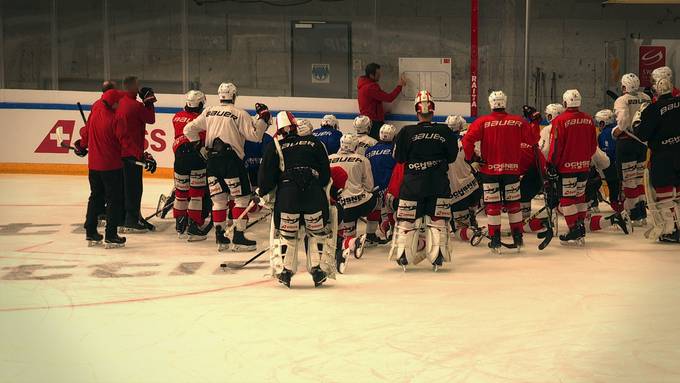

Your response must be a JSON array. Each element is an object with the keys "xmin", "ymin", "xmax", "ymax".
[{"xmin": 357, "ymin": 63, "xmax": 407, "ymax": 140}]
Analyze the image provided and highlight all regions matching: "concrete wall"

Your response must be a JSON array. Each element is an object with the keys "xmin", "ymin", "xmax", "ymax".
[{"xmin": 2, "ymin": 0, "xmax": 680, "ymax": 115}]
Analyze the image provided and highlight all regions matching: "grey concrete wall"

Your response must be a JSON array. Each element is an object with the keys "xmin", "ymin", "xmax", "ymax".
[{"xmin": 2, "ymin": 0, "xmax": 680, "ymax": 114}]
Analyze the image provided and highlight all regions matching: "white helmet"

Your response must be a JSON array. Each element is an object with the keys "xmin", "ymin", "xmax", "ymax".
[
  {"xmin": 444, "ymin": 115, "xmax": 466, "ymax": 132},
  {"xmin": 320, "ymin": 114, "xmax": 339, "ymax": 129},
  {"xmin": 339, "ymin": 133, "xmax": 358, "ymax": 153},
  {"xmin": 544, "ymin": 103, "xmax": 565, "ymax": 122},
  {"xmin": 414, "ymin": 90, "xmax": 435, "ymax": 114},
  {"xmin": 217, "ymin": 82, "xmax": 237, "ymax": 101},
  {"xmin": 185, "ymin": 90, "xmax": 206, "ymax": 108},
  {"xmin": 651, "ymin": 66, "xmax": 673, "ymax": 82},
  {"xmin": 594, "ymin": 109, "xmax": 615, "ymax": 126},
  {"xmin": 488, "ymin": 90, "xmax": 507, "ymax": 110},
  {"xmin": 654, "ymin": 77, "xmax": 674, "ymax": 96},
  {"xmin": 379, "ymin": 124, "xmax": 396, "ymax": 142},
  {"xmin": 275, "ymin": 111, "xmax": 297, "ymax": 135},
  {"xmin": 620, "ymin": 73, "xmax": 640, "ymax": 93},
  {"xmin": 562, "ymin": 89, "xmax": 582, "ymax": 108},
  {"xmin": 297, "ymin": 119, "xmax": 313, "ymax": 136},
  {"xmin": 353, "ymin": 115, "xmax": 371, "ymax": 134}
]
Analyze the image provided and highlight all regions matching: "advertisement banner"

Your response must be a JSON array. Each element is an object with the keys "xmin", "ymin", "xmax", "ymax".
[{"xmin": 639, "ymin": 46, "xmax": 666, "ymax": 88}]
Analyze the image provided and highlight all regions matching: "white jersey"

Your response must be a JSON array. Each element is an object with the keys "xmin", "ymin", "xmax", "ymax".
[
  {"xmin": 613, "ymin": 91, "xmax": 651, "ymax": 134},
  {"xmin": 448, "ymin": 146, "xmax": 479, "ymax": 204},
  {"xmin": 328, "ymin": 151, "xmax": 374, "ymax": 208},
  {"xmin": 355, "ymin": 134, "xmax": 378, "ymax": 156},
  {"xmin": 539, "ymin": 124, "xmax": 552, "ymax": 158},
  {"xmin": 184, "ymin": 103, "xmax": 268, "ymax": 159}
]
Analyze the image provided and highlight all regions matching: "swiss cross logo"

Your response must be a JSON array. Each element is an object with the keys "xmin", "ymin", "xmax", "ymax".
[{"xmin": 34, "ymin": 120, "xmax": 76, "ymax": 154}]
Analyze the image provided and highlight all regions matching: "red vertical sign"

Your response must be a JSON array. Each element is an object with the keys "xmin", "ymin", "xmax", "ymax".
[
  {"xmin": 470, "ymin": 0, "xmax": 479, "ymax": 117},
  {"xmin": 638, "ymin": 46, "xmax": 666, "ymax": 88}
]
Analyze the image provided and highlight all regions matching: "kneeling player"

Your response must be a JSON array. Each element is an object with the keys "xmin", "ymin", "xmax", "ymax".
[
  {"xmin": 258, "ymin": 112, "xmax": 336, "ymax": 287},
  {"xmin": 365, "ymin": 124, "xmax": 397, "ymax": 246}
]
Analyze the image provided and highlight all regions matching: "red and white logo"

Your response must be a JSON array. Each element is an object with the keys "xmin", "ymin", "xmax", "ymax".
[
  {"xmin": 34, "ymin": 120, "xmax": 75, "ymax": 154},
  {"xmin": 639, "ymin": 46, "xmax": 666, "ymax": 88}
]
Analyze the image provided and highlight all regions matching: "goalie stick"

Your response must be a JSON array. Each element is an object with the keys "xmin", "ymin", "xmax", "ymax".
[{"xmin": 220, "ymin": 247, "xmax": 269, "ymax": 269}]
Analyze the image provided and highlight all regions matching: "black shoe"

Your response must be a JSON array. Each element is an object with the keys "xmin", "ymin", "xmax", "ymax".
[
  {"xmin": 607, "ymin": 212, "xmax": 629, "ymax": 234},
  {"xmin": 311, "ymin": 266, "xmax": 327, "ymax": 287},
  {"xmin": 511, "ymin": 230, "xmax": 524, "ymax": 250},
  {"xmin": 488, "ymin": 231, "xmax": 502, "ymax": 253},
  {"xmin": 105, "ymin": 234, "xmax": 126, "ymax": 249},
  {"xmin": 278, "ymin": 268, "xmax": 293, "ymax": 288},
  {"xmin": 176, "ymin": 216, "xmax": 188, "ymax": 237},
  {"xmin": 231, "ymin": 230, "xmax": 256, "ymax": 251},
  {"xmin": 216, "ymin": 227, "xmax": 231, "ymax": 251},
  {"xmin": 122, "ymin": 221, "xmax": 148, "ymax": 233}
]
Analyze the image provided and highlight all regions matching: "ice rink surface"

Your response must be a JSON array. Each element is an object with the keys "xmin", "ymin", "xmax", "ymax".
[{"xmin": 1, "ymin": 174, "xmax": 679, "ymax": 383}]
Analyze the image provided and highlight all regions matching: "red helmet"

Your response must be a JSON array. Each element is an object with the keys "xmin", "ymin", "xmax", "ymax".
[{"xmin": 414, "ymin": 90, "xmax": 435, "ymax": 114}]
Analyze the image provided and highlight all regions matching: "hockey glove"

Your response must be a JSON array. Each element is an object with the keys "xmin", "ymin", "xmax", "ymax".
[
  {"xmin": 255, "ymin": 187, "xmax": 275, "ymax": 210},
  {"xmin": 522, "ymin": 105, "xmax": 541, "ymax": 122},
  {"xmin": 73, "ymin": 139, "xmax": 88, "ymax": 157},
  {"xmin": 143, "ymin": 152, "xmax": 157, "ymax": 174},
  {"xmin": 546, "ymin": 163, "xmax": 559, "ymax": 182},
  {"xmin": 255, "ymin": 103, "xmax": 271, "ymax": 124},
  {"xmin": 139, "ymin": 87, "xmax": 157, "ymax": 105}
]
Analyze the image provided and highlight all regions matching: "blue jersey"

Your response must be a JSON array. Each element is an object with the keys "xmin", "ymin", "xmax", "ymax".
[
  {"xmin": 312, "ymin": 127, "xmax": 342, "ymax": 154},
  {"xmin": 598, "ymin": 124, "xmax": 616, "ymax": 164},
  {"xmin": 243, "ymin": 133, "xmax": 273, "ymax": 171},
  {"xmin": 365, "ymin": 141, "xmax": 396, "ymax": 191}
]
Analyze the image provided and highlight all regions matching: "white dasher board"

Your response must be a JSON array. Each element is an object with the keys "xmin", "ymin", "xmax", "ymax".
[{"xmin": 399, "ymin": 57, "xmax": 452, "ymax": 101}]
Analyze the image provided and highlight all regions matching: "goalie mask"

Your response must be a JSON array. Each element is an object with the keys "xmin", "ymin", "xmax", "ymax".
[
  {"xmin": 488, "ymin": 91, "xmax": 507, "ymax": 110},
  {"xmin": 353, "ymin": 115, "xmax": 371, "ymax": 134},
  {"xmin": 414, "ymin": 90, "xmax": 435, "ymax": 114},
  {"xmin": 339, "ymin": 133, "xmax": 358, "ymax": 153},
  {"xmin": 217, "ymin": 82, "xmax": 237, "ymax": 102}
]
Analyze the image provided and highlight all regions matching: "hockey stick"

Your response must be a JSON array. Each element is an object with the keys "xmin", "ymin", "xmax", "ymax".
[
  {"xmin": 220, "ymin": 247, "xmax": 269, "ymax": 269},
  {"xmin": 534, "ymin": 145, "xmax": 556, "ymax": 250},
  {"xmin": 55, "ymin": 126, "xmax": 76, "ymax": 150},
  {"xmin": 76, "ymin": 102, "xmax": 88, "ymax": 125},
  {"xmin": 144, "ymin": 195, "xmax": 175, "ymax": 221},
  {"xmin": 606, "ymin": 90, "xmax": 619, "ymax": 100},
  {"xmin": 246, "ymin": 210, "xmax": 272, "ymax": 229}
]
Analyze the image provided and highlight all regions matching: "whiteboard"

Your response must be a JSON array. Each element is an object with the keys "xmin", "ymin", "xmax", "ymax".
[{"xmin": 398, "ymin": 57, "xmax": 452, "ymax": 101}]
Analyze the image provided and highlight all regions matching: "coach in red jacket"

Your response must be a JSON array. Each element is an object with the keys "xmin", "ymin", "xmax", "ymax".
[
  {"xmin": 116, "ymin": 76, "xmax": 157, "ymax": 232},
  {"xmin": 73, "ymin": 89, "xmax": 127, "ymax": 246},
  {"xmin": 357, "ymin": 63, "xmax": 406, "ymax": 139}
]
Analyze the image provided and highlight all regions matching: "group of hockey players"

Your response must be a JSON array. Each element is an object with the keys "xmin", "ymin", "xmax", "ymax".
[{"xmin": 75, "ymin": 64, "xmax": 679, "ymax": 288}]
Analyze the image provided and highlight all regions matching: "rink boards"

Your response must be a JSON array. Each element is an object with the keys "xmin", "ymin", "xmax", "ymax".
[{"xmin": 0, "ymin": 89, "xmax": 470, "ymax": 176}]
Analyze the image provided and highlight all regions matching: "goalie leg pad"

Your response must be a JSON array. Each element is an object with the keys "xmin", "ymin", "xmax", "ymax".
[
  {"xmin": 306, "ymin": 227, "xmax": 336, "ymax": 280},
  {"xmin": 388, "ymin": 219, "xmax": 418, "ymax": 263},
  {"xmin": 270, "ymin": 212, "xmax": 300, "ymax": 275},
  {"xmin": 425, "ymin": 216, "xmax": 452, "ymax": 264}
]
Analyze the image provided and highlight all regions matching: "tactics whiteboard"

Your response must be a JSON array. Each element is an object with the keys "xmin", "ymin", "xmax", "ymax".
[{"xmin": 399, "ymin": 57, "xmax": 452, "ymax": 101}]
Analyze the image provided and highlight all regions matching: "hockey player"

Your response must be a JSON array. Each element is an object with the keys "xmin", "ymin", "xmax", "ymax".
[
  {"xmin": 184, "ymin": 82, "xmax": 270, "ymax": 252},
  {"xmin": 243, "ymin": 133, "xmax": 273, "ymax": 188},
  {"xmin": 538, "ymin": 103, "xmax": 565, "ymax": 157},
  {"xmin": 353, "ymin": 115, "xmax": 379, "ymax": 156},
  {"xmin": 635, "ymin": 77, "xmax": 680, "ymax": 242},
  {"xmin": 329, "ymin": 134, "xmax": 376, "ymax": 272},
  {"xmin": 312, "ymin": 114, "xmax": 342, "ymax": 154},
  {"xmin": 651, "ymin": 66, "xmax": 680, "ymax": 102},
  {"xmin": 445, "ymin": 115, "xmax": 481, "ymax": 231},
  {"xmin": 257, "ymin": 111, "xmax": 335, "ymax": 287},
  {"xmin": 613, "ymin": 73, "xmax": 651, "ymax": 225},
  {"xmin": 548, "ymin": 89, "xmax": 598, "ymax": 245},
  {"xmin": 297, "ymin": 119, "xmax": 314, "ymax": 136},
  {"xmin": 595, "ymin": 109, "xmax": 624, "ymax": 213},
  {"xmin": 171, "ymin": 90, "xmax": 213, "ymax": 240},
  {"xmin": 116, "ymin": 76, "xmax": 157, "ymax": 233},
  {"xmin": 390, "ymin": 90, "xmax": 457, "ymax": 270},
  {"xmin": 74, "ymin": 89, "xmax": 127, "ymax": 248},
  {"xmin": 364, "ymin": 124, "xmax": 397, "ymax": 246},
  {"xmin": 463, "ymin": 91, "xmax": 530, "ymax": 252}
]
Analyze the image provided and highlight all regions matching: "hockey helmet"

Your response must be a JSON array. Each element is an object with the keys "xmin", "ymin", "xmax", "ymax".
[
  {"xmin": 414, "ymin": 90, "xmax": 435, "ymax": 114},
  {"xmin": 379, "ymin": 124, "xmax": 396, "ymax": 142},
  {"xmin": 353, "ymin": 115, "xmax": 371, "ymax": 134},
  {"xmin": 217, "ymin": 82, "xmax": 237, "ymax": 101},
  {"xmin": 544, "ymin": 103, "xmax": 565, "ymax": 122},
  {"xmin": 620, "ymin": 73, "xmax": 640, "ymax": 94},
  {"xmin": 444, "ymin": 115, "xmax": 466, "ymax": 132},
  {"xmin": 563, "ymin": 89, "xmax": 582, "ymax": 108},
  {"xmin": 488, "ymin": 91, "xmax": 507, "ymax": 110},
  {"xmin": 340, "ymin": 133, "xmax": 358, "ymax": 153}
]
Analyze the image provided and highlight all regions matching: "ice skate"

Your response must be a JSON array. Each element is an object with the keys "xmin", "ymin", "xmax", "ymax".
[
  {"xmin": 120, "ymin": 220, "xmax": 148, "ymax": 234},
  {"xmin": 175, "ymin": 216, "xmax": 188, "ymax": 239},
  {"xmin": 488, "ymin": 231, "xmax": 502, "ymax": 254},
  {"xmin": 606, "ymin": 212, "xmax": 630, "ymax": 234},
  {"xmin": 364, "ymin": 233, "xmax": 383, "ymax": 248},
  {"xmin": 397, "ymin": 254, "xmax": 408, "ymax": 271},
  {"xmin": 97, "ymin": 214, "xmax": 106, "ymax": 227},
  {"xmin": 86, "ymin": 232, "xmax": 103, "ymax": 247},
  {"xmin": 353, "ymin": 234, "xmax": 367, "ymax": 259},
  {"xmin": 311, "ymin": 266, "xmax": 327, "ymax": 287},
  {"xmin": 140, "ymin": 217, "xmax": 155, "ymax": 232},
  {"xmin": 277, "ymin": 268, "xmax": 293, "ymax": 288},
  {"xmin": 559, "ymin": 222, "xmax": 585, "ymax": 246},
  {"xmin": 659, "ymin": 229, "xmax": 680, "ymax": 243},
  {"xmin": 432, "ymin": 253, "xmax": 444, "ymax": 272},
  {"xmin": 630, "ymin": 203, "xmax": 648, "ymax": 227},
  {"xmin": 187, "ymin": 220, "xmax": 212, "ymax": 242},
  {"xmin": 216, "ymin": 226, "xmax": 231, "ymax": 251},
  {"xmin": 511, "ymin": 230, "xmax": 523, "ymax": 252},
  {"xmin": 231, "ymin": 230, "xmax": 256, "ymax": 252},
  {"xmin": 104, "ymin": 234, "xmax": 126, "ymax": 249}
]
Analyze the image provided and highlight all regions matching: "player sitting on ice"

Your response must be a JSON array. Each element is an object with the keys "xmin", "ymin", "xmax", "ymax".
[
  {"xmin": 595, "ymin": 109, "xmax": 625, "ymax": 215},
  {"xmin": 634, "ymin": 77, "xmax": 680, "ymax": 243},
  {"xmin": 257, "ymin": 111, "xmax": 336, "ymax": 287},
  {"xmin": 352, "ymin": 115, "xmax": 378, "ymax": 156},
  {"xmin": 171, "ymin": 90, "xmax": 214, "ymax": 241},
  {"xmin": 184, "ymin": 82, "xmax": 270, "ymax": 252},
  {"xmin": 364, "ymin": 124, "xmax": 397, "ymax": 246},
  {"xmin": 463, "ymin": 91, "xmax": 531, "ymax": 253},
  {"xmin": 389, "ymin": 90, "xmax": 457, "ymax": 271},
  {"xmin": 329, "ymin": 134, "xmax": 377, "ymax": 273},
  {"xmin": 444, "ymin": 115, "xmax": 483, "ymax": 240},
  {"xmin": 312, "ymin": 114, "xmax": 342, "ymax": 155},
  {"xmin": 548, "ymin": 89, "xmax": 598, "ymax": 246},
  {"xmin": 613, "ymin": 73, "xmax": 651, "ymax": 226}
]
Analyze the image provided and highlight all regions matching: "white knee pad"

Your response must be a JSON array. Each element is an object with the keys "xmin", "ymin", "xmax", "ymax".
[
  {"xmin": 483, "ymin": 183, "xmax": 501, "ymax": 203},
  {"xmin": 224, "ymin": 177, "xmax": 244, "ymax": 197},
  {"xmin": 388, "ymin": 219, "xmax": 418, "ymax": 264},
  {"xmin": 561, "ymin": 176, "xmax": 578, "ymax": 198},
  {"xmin": 396, "ymin": 199, "xmax": 417, "ymax": 220},
  {"xmin": 621, "ymin": 161, "xmax": 638, "ymax": 189},
  {"xmin": 190, "ymin": 169, "xmax": 207, "ymax": 188},
  {"xmin": 452, "ymin": 209, "xmax": 471, "ymax": 228},
  {"xmin": 504, "ymin": 181, "xmax": 521, "ymax": 202},
  {"xmin": 174, "ymin": 172, "xmax": 190, "ymax": 191},
  {"xmin": 270, "ymin": 212, "xmax": 300, "ymax": 275},
  {"xmin": 425, "ymin": 216, "xmax": 452, "ymax": 264},
  {"xmin": 306, "ymin": 229, "xmax": 336, "ymax": 280}
]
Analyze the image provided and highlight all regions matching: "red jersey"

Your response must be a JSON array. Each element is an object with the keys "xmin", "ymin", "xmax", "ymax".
[
  {"xmin": 80, "ymin": 97, "xmax": 125, "ymax": 171},
  {"xmin": 386, "ymin": 162, "xmax": 405, "ymax": 199},
  {"xmin": 171, "ymin": 109, "xmax": 203, "ymax": 153},
  {"xmin": 548, "ymin": 108, "xmax": 597, "ymax": 174},
  {"xmin": 357, "ymin": 76, "xmax": 402, "ymax": 122},
  {"xmin": 116, "ymin": 92, "xmax": 155, "ymax": 159},
  {"xmin": 462, "ymin": 111, "xmax": 529, "ymax": 175}
]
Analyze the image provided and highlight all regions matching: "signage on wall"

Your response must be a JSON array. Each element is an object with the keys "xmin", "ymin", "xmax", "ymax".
[
  {"xmin": 34, "ymin": 120, "xmax": 75, "ymax": 154},
  {"xmin": 639, "ymin": 46, "xmax": 666, "ymax": 88},
  {"xmin": 311, "ymin": 64, "xmax": 331, "ymax": 83}
]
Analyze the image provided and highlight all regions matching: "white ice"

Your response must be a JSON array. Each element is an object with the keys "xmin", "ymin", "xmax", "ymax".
[{"xmin": 1, "ymin": 174, "xmax": 679, "ymax": 383}]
